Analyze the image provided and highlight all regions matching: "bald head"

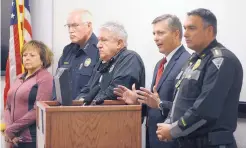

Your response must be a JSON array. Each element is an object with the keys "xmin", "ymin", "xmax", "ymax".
[{"xmin": 66, "ymin": 9, "xmax": 93, "ymax": 47}]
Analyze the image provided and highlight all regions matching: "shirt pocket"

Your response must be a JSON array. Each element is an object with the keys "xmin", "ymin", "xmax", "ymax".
[
  {"xmin": 180, "ymin": 70, "xmax": 201, "ymax": 99},
  {"xmin": 75, "ymin": 67, "xmax": 94, "ymax": 89},
  {"xmin": 77, "ymin": 67, "xmax": 93, "ymax": 76}
]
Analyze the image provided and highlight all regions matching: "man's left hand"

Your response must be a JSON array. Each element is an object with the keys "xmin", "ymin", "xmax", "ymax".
[{"xmin": 156, "ymin": 123, "xmax": 172, "ymax": 141}]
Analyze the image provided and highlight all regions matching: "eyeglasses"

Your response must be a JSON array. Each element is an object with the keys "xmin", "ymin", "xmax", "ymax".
[
  {"xmin": 64, "ymin": 22, "xmax": 88, "ymax": 30},
  {"xmin": 64, "ymin": 23, "xmax": 80, "ymax": 30}
]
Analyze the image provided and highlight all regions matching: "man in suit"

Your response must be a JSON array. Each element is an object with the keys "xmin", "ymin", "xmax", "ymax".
[{"xmin": 114, "ymin": 14, "xmax": 190, "ymax": 148}]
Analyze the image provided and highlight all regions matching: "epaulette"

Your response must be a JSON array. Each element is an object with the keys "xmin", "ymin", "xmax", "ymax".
[{"xmin": 211, "ymin": 47, "xmax": 224, "ymax": 58}]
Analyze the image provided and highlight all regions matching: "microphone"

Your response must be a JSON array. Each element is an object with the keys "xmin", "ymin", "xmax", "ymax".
[
  {"xmin": 83, "ymin": 85, "xmax": 101, "ymax": 106},
  {"xmin": 93, "ymin": 97, "xmax": 105, "ymax": 105}
]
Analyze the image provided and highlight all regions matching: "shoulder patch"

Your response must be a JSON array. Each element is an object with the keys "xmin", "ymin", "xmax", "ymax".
[{"xmin": 212, "ymin": 58, "xmax": 224, "ymax": 69}]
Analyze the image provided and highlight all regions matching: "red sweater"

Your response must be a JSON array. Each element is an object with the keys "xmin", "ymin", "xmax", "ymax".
[{"xmin": 4, "ymin": 69, "xmax": 53, "ymax": 142}]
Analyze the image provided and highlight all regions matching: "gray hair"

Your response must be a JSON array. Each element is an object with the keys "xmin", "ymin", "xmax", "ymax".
[
  {"xmin": 80, "ymin": 10, "xmax": 93, "ymax": 23},
  {"xmin": 100, "ymin": 21, "xmax": 128, "ymax": 46},
  {"xmin": 70, "ymin": 9, "xmax": 93, "ymax": 23},
  {"xmin": 152, "ymin": 14, "xmax": 183, "ymax": 40}
]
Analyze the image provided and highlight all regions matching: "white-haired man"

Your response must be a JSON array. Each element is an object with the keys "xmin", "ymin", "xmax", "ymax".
[
  {"xmin": 54, "ymin": 9, "xmax": 99, "ymax": 99},
  {"xmin": 76, "ymin": 22, "xmax": 145, "ymax": 104}
]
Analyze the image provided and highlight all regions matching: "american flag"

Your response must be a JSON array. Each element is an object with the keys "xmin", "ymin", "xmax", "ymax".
[{"xmin": 3, "ymin": 0, "xmax": 32, "ymax": 107}]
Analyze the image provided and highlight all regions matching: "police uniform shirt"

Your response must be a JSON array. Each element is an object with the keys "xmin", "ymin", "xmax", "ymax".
[
  {"xmin": 167, "ymin": 40, "xmax": 243, "ymax": 141},
  {"xmin": 58, "ymin": 33, "xmax": 99, "ymax": 99},
  {"xmin": 78, "ymin": 48, "xmax": 145, "ymax": 101}
]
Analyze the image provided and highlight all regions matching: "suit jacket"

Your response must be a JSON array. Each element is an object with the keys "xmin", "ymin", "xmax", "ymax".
[{"xmin": 147, "ymin": 45, "xmax": 190, "ymax": 148}]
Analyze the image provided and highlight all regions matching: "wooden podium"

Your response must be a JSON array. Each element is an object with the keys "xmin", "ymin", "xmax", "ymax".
[{"xmin": 36, "ymin": 100, "xmax": 142, "ymax": 148}]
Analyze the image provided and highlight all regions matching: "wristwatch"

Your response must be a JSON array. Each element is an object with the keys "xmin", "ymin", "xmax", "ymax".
[
  {"xmin": 158, "ymin": 101, "xmax": 165, "ymax": 115},
  {"xmin": 159, "ymin": 101, "xmax": 164, "ymax": 110}
]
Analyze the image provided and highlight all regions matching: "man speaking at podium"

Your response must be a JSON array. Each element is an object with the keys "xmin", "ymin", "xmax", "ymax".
[{"xmin": 76, "ymin": 21, "xmax": 145, "ymax": 104}]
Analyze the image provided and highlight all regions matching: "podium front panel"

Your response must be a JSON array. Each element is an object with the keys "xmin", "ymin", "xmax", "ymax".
[{"xmin": 37, "ymin": 101, "xmax": 141, "ymax": 148}]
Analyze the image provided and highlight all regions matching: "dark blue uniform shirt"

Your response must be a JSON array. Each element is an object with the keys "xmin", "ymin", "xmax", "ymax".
[{"xmin": 56, "ymin": 33, "xmax": 99, "ymax": 99}]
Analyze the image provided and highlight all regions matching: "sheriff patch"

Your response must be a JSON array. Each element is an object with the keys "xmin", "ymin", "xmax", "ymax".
[{"xmin": 212, "ymin": 58, "xmax": 224, "ymax": 69}]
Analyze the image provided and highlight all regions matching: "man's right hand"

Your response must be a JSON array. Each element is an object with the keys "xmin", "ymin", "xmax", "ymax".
[
  {"xmin": 114, "ymin": 84, "xmax": 139, "ymax": 105},
  {"xmin": 136, "ymin": 85, "xmax": 161, "ymax": 108}
]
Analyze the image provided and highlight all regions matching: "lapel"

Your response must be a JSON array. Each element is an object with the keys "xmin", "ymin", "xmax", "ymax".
[{"xmin": 156, "ymin": 45, "xmax": 185, "ymax": 91}]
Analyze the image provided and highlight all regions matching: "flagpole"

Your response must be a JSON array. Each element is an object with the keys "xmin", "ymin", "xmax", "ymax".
[
  {"xmin": 15, "ymin": 0, "xmax": 24, "ymax": 72},
  {"xmin": 22, "ymin": 0, "xmax": 25, "ymax": 43}
]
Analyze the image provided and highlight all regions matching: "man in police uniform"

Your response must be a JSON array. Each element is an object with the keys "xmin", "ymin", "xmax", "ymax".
[
  {"xmin": 76, "ymin": 21, "xmax": 145, "ymax": 103},
  {"xmin": 156, "ymin": 8, "xmax": 243, "ymax": 148},
  {"xmin": 114, "ymin": 14, "xmax": 190, "ymax": 148},
  {"xmin": 55, "ymin": 9, "xmax": 99, "ymax": 99}
]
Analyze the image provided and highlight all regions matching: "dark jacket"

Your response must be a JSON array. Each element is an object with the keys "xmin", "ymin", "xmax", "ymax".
[
  {"xmin": 77, "ymin": 48, "xmax": 145, "ymax": 102},
  {"xmin": 169, "ymin": 40, "xmax": 243, "ymax": 148}
]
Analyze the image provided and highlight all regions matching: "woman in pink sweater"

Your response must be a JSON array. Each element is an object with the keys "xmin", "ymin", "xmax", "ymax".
[{"xmin": 3, "ymin": 40, "xmax": 53, "ymax": 148}]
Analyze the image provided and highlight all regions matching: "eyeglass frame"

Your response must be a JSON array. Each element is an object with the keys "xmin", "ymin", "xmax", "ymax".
[{"xmin": 64, "ymin": 22, "xmax": 89, "ymax": 30}]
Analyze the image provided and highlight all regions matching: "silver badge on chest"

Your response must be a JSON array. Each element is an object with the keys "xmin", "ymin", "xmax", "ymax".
[
  {"xmin": 99, "ymin": 75, "xmax": 103, "ymax": 83},
  {"xmin": 109, "ymin": 64, "xmax": 115, "ymax": 73}
]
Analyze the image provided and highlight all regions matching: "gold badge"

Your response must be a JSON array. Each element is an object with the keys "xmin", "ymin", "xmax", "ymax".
[
  {"xmin": 192, "ymin": 59, "xmax": 201, "ymax": 71},
  {"xmin": 84, "ymin": 58, "xmax": 91, "ymax": 67}
]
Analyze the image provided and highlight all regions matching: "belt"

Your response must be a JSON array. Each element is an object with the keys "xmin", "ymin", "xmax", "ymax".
[
  {"xmin": 176, "ymin": 136, "xmax": 206, "ymax": 148},
  {"xmin": 175, "ymin": 131, "xmax": 234, "ymax": 148}
]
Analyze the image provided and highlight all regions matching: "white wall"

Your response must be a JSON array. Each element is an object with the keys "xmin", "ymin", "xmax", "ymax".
[
  {"xmin": 30, "ymin": 0, "xmax": 53, "ymax": 73},
  {"xmin": 52, "ymin": 0, "xmax": 246, "ymax": 101}
]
